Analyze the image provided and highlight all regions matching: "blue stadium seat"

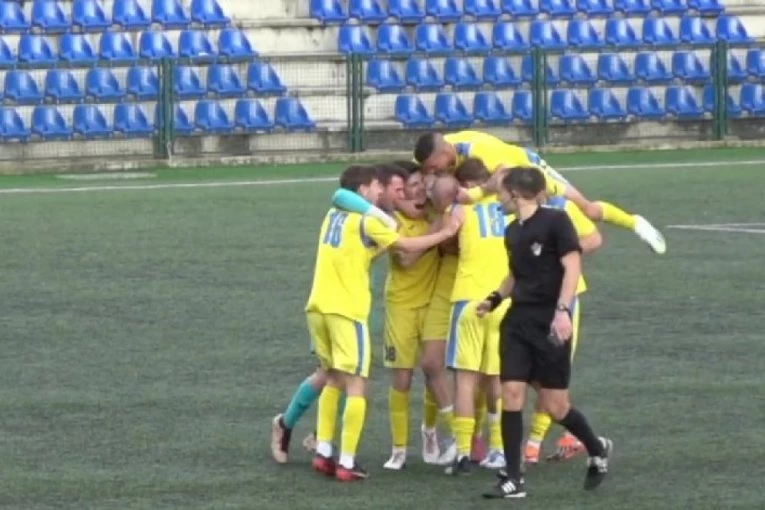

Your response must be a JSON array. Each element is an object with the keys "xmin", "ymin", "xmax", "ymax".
[
  {"xmin": 445, "ymin": 57, "xmax": 482, "ymax": 90},
  {"xmin": 567, "ymin": 20, "xmax": 603, "ymax": 48},
  {"xmin": 113, "ymin": 0, "xmax": 151, "ymax": 29},
  {"xmin": 577, "ymin": 0, "xmax": 613, "ymax": 16},
  {"xmin": 406, "ymin": 58, "xmax": 443, "ymax": 91},
  {"xmin": 688, "ymin": 0, "xmax": 723, "ymax": 15},
  {"xmin": 86, "ymin": 68, "xmax": 124, "ymax": 101},
  {"xmin": 512, "ymin": 90, "xmax": 533, "ymax": 122},
  {"xmin": 152, "ymin": 0, "xmax": 190, "ymax": 28},
  {"xmin": 45, "ymin": 69, "xmax": 84, "ymax": 102},
  {"xmin": 540, "ymin": 0, "xmax": 577, "ymax": 18},
  {"xmin": 127, "ymin": 66, "xmax": 159, "ymax": 99},
  {"xmin": 389, "ymin": 0, "xmax": 425, "ymax": 22},
  {"xmin": 60, "ymin": 34, "xmax": 98, "ymax": 65},
  {"xmin": 651, "ymin": 0, "xmax": 686, "ymax": 15},
  {"xmin": 0, "ymin": 2, "xmax": 30, "ymax": 32},
  {"xmin": 5, "ymin": 70, "xmax": 43, "ymax": 104},
  {"xmin": 435, "ymin": 93, "xmax": 473, "ymax": 127},
  {"xmin": 635, "ymin": 52, "xmax": 671, "ymax": 83},
  {"xmin": 680, "ymin": 16, "xmax": 715, "ymax": 45},
  {"xmin": 588, "ymin": 88, "xmax": 626, "ymax": 120},
  {"xmin": 191, "ymin": 0, "xmax": 230, "ymax": 27},
  {"xmin": 195, "ymin": 100, "xmax": 233, "ymax": 133},
  {"xmin": 378, "ymin": 24, "xmax": 414, "ymax": 55},
  {"xmin": 350, "ymin": 0, "xmax": 388, "ymax": 23},
  {"xmin": 339, "ymin": 26, "xmax": 374, "ymax": 54},
  {"xmin": 74, "ymin": 104, "xmax": 111, "ymax": 138},
  {"xmin": 454, "ymin": 23, "xmax": 491, "ymax": 53},
  {"xmin": 174, "ymin": 66, "xmax": 205, "ymax": 98},
  {"xmin": 502, "ymin": 0, "xmax": 538, "ymax": 17},
  {"xmin": 716, "ymin": 16, "xmax": 752, "ymax": 44},
  {"xmin": 19, "ymin": 35, "xmax": 56, "ymax": 65},
  {"xmin": 208, "ymin": 64, "xmax": 245, "ymax": 97},
  {"xmin": 247, "ymin": 62, "xmax": 287, "ymax": 95},
  {"xmin": 598, "ymin": 54, "xmax": 634, "ymax": 84},
  {"xmin": 100, "ymin": 32, "xmax": 138, "ymax": 61},
  {"xmin": 0, "ymin": 38, "xmax": 15, "ymax": 66},
  {"xmin": 727, "ymin": 53, "xmax": 746, "ymax": 82},
  {"xmin": 415, "ymin": 24, "xmax": 452, "ymax": 53},
  {"xmin": 0, "ymin": 108, "xmax": 30, "ymax": 141},
  {"xmin": 179, "ymin": 30, "xmax": 215, "ymax": 58},
  {"xmin": 559, "ymin": 54, "xmax": 596, "ymax": 84},
  {"xmin": 474, "ymin": 92, "xmax": 512, "ymax": 124},
  {"xmin": 275, "ymin": 97, "xmax": 316, "ymax": 131},
  {"xmin": 114, "ymin": 103, "xmax": 154, "ymax": 137},
  {"xmin": 310, "ymin": 0, "xmax": 347, "ymax": 23},
  {"xmin": 643, "ymin": 18, "xmax": 678, "ymax": 46},
  {"xmin": 32, "ymin": 0, "xmax": 70, "ymax": 32},
  {"xmin": 702, "ymin": 84, "xmax": 741, "ymax": 117},
  {"xmin": 550, "ymin": 89, "xmax": 589, "ymax": 121},
  {"xmin": 614, "ymin": 0, "xmax": 651, "ymax": 15},
  {"xmin": 484, "ymin": 56, "xmax": 522, "ymax": 87},
  {"xmin": 172, "ymin": 104, "xmax": 194, "ymax": 134},
  {"xmin": 219, "ymin": 29, "xmax": 255, "ymax": 58},
  {"xmin": 672, "ymin": 51, "xmax": 709, "ymax": 81},
  {"xmin": 465, "ymin": 0, "xmax": 502, "ymax": 19},
  {"xmin": 740, "ymin": 83, "xmax": 765, "ymax": 116},
  {"xmin": 32, "ymin": 106, "xmax": 71, "ymax": 139},
  {"xmin": 493, "ymin": 22, "xmax": 529, "ymax": 50},
  {"xmin": 139, "ymin": 31, "xmax": 176, "ymax": 60},
  {"xmin": 747, "ymin": 49, "xmax": 765, "ymax": 78},
  {"xmin": 395, "ymin": 95, "xmax": 434, "ymax": 127},
  {"xmin": 522, "ymin": 54, "xmax": 557, "ymax": 84},
  {"xmin": 73, "ymin": 0, "xmax": 111, "ymax": 32},
  {"xmin": 426, "ymin": 0, "xmax": 462, "ymax": 22},
  {"xmin": 530, "ymin": 21, "xmax": 565, "ymax": 49},
  {"xmin": 367, "ymin": 59, "xmax": 405, "ymax": 91},
  {"xmin": 666, "ymin": 86, "xmax": 703, "ymax": 118},
  {"xmin": 627, "ymin": 87, "xmax": 665, "ymax": 119},
  {"xmin": 235, "ymin": 99, "xmax": 274, "ymax": 132}
]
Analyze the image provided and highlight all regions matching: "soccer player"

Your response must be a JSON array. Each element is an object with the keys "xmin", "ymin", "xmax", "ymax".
[
  {"xmin": 307, "ymin": 165, "xmax": 459, "ymax": 481},
  {"xmin": 413, "ymin": 131, "xmax": 667, "ymax": 255}
]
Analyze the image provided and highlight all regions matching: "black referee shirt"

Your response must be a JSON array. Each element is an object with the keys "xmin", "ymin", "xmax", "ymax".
[{"xmin": 504, "ymin": 205, "xmax": 582, "ymax": 308}]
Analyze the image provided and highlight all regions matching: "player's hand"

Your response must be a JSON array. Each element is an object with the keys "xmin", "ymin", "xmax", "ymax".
[
  {"xmin": 550, "ymin": 311, "xmax": 573, "ymax": 344},
  {"xmin": 483, "ymin": 168, "xmax": 509, "ymax": 194},
  {"xmin": 476, "ymin": 300, "xmax": 492, "ymax": 317},
  {"xmin": 441, "ymin": 209, "xmax": 462, "ymax": 236}
]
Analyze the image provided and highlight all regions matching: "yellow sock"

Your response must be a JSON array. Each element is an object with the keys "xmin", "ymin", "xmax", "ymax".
[
  {"xmin": 423, "ymin": 387, "xmax": 439, "ymax": 430},
  {"xmin": 389, "ymin": 387, "xmax": 410, "ymax": 448},
  {"xmin": 473, "ymin": 389, "xmax": 487, "ymax": 438},
  {"xmin": 316, "ymin": 385, "xmax": 342, "ymax": 444},
  {"xmin": 598, "ymin": 201, "xmax": 636, "ymax": 230},
  {"xmin": 528, "ymin": 411, "xmax": 554, "ymax": 444},
  {"xmin": 341, "ymin": 396, "xmax": 367, "ymax": 459},
  {"xmin": 488, "ymin": 399, "xmax": 503, "ymax": 451},
  {"xmin": 439, "ymin": 406, "xmax": 455, "ymax": 436},
  {"xmin": 454, "ymin": 416, "xmax": 475, "ymax": 458}
]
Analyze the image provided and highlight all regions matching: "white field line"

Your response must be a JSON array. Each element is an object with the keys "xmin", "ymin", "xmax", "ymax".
[
  {"xmin": 667, "ymin": 225, "xmax": 765, "ymax": 234},
  {"xmin": 0, "ymin": 158, "xmax": 763, "ymax": 195}
]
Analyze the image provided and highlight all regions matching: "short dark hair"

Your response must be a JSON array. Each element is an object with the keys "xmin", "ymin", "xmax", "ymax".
[
  {"xmin": 393, "ymin": 160, "xmax": 420, "ymax": 173},
  {"xmin": 376, "ymin": 163, "xmax": 409, "ymax": 186},
  {"xmin": 414, "ymin": 133, "xmax": 438, "ymax": 164},
  {"xmin": 340, "ymin": 165, "xmax": 378, "ymax": 192},
  {"xmin": 454, "ymin": 157, "xmax": 490, "ymax": 186},
  {"xmin": 501, "ymin": 167, "xmax": 546, "ymax": 199}
]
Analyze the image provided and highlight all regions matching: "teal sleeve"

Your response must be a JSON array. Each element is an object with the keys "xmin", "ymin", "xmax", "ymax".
[{"xmin": 332, "ymin": 188, "xmax": 372, "ymax": 215}]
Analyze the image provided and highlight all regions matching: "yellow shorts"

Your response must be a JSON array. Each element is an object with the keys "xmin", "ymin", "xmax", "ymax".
[
  {"xmin": 383, "ymin": 304, "xmax": 428, "ymax": 369},
  {"xmin": 446, "ymin": 300, "xmax": 510, "ymax": 376},
  {"xmin": 422, "ymin": 288, "xmax": 451, "ymax": 341},
  {"xmin": 306, "ymin": 312, "xmax": 371, "ymax": 378}
]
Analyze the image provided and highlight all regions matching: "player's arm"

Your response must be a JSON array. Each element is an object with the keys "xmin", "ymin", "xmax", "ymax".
[
  {"xmin": 366, "ymin": 212, "xmax": 461, "ymax": 255},
  {"xmin": 393, "ymin": 219, "xmax": 440, "ymax": 268},
  {"xmin": 564, "ymin": 202, "xmax": 603, "ymax": 254},
  {"xmin": 476, "ymin": 272, "xmax": 514, "ymax": 317},
  {"xmin": 331, "ymin": 188, "xmax": 397, "ymax": 229},
  {"xmin": 554, "ymin": 213, "xmax": 583, "ymax": 310}
]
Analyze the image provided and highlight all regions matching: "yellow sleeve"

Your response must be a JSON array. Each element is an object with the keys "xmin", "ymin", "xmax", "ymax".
[
  {"xmin": 564, "ymin": 202, "xmax": 596, "ymax": 238},
  {"xmin": 364, "ymin": 216, "xmax": 400, "ymax": 249},
  {"xmin": 543, "ymin": 170, "xmax": 567, "ymax": 197}
]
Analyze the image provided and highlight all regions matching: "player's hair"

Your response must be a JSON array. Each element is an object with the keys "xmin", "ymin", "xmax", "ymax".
[
  {"xmin": 392, "ymin": 160, "xmax": 421, "ymax": 173},
  {"xmin": 454, "ymin": 157, "xmax": 490, "ymax": 186},
  {"xmin": 376, "ymin": 163, "xmax": 409, "ymax": 186},
  {"xmin": 414, "ymin": 133, "xmax": 438, "ymax": 164},
  {"xmin": 339, "ymin": 165, "xmax": 379, "ymax": 192},
  {"xmin": 501, "ymin": 167, "xmax": 546, "ymax": 199}
]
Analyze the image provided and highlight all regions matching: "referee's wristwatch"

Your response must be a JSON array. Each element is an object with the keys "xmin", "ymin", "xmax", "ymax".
[{"xmin": 556, "ymin": 303, "xmax": 571, "ymax": 316}]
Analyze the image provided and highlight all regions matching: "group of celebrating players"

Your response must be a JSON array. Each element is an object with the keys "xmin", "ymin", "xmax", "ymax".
[{"xmin": 269, "ymin": 130, "xmax": 666, "ymax": 497}]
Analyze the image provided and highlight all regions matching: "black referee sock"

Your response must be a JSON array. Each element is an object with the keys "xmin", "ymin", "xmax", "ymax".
[
  {"xmin": 557, "ymin": 407, "xmax": 604, "ymax": 457},
  {"xmin": 501, "ymin": 410, "xmax": 523, "ymax": 480}
]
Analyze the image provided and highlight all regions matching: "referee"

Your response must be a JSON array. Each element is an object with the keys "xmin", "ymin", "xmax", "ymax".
[{"xmin": 478, "ymin": 167, "xmax": 613, "ymax": 499}]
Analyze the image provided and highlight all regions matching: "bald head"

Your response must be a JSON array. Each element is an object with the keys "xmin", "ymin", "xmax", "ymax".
[{"xmin": 429, "ymin": 173, "xmax": 460, "ymax": 213}]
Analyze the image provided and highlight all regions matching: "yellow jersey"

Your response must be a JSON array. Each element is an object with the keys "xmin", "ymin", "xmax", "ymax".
[
  {"xmin": 306, "ymin": 208, "xmax": 400, "ymax": 321},
  {"xmin": 384, "ymin": 212, "xmax": 439, "ymax": 309},
  {"xmin": 451, "ymin": 196, "xmax": 511, "ymax": 302}
]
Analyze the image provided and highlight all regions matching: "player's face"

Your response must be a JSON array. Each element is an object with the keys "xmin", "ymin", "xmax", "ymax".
[
  {"xmin": 404, "ymin": 172, "xmax": 427, "ymax": 204},
  {"xmin": 422, "ymin": 147, "xmax": 455, "ymax": 174},
  {"xmin": 361, "ymin": 178, "xmax": 384, "ymax": 206},
  {"xmin": 379, "ymin": 176, "xmax": 405, "ymax": 212},
  {"xmin": 498, "ymin": 186, "xmax": 517, "ymax": 214}
]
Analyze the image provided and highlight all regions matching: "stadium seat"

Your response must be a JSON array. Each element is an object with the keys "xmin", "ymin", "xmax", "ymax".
[
  {"xmin": 474, "ymin": 92, "xmax": 512, "ymax": 124},
  {"xmin": 588, "ymin": 88, "xmax": 626, "ymax": 120},
  {"xmin": 339, "ymin": 26, "xmax": 375, "ymax": 54},
  {"xmin": 747, "ymin": 49, "xmax": 765, "ymax": 78},
  {"xmin": 666, "ymin": 86, "xmax": 704, "ymax": 118},
  {"xmin": 179, "ymin": 30, "xmax": 215, "ymax": 58},
  {"xmin": 60, "ymin": 34, "xmax": 98, "ymax": 65},
  {"xmin": 139, "ymin": 31, "xmax": 176, "ymax": 60},
  {"xmin": 172, "ymin": 104, "xmax": 194, "ymax": 134},
  {"xmin": 195, "ymin": 100, "xmax": 233, "ymax": 133},
  {"xmin": 114, "ymin": 103, "xmax": 154, "ymax": 137},
  {"xmin": 367, "ymin": 59, "xmax": 406, "ymax": 91},
  {"xmin": 350, "ymin": 0, "xmax": 388, "ymax": 23},
  {"xmin": 395, "ymin": 95, "xmax": 434, "ymax": 127},
  {"xmin": 455, "ymin": 23, "xmax": 491, "ymax": 53},
  {"xmin": 643, "ymin": 18, "xmax": 678, "ymax": 46},
  {"xmin": 502, "ymin": 0, "xmax": 538, "ymax": 17},
  {"xmin": 378, "ymin": 24, "xmax": 414, "ymax": 55},
  {"xmin": 559, "ymin": 54, "xmax": 596, "ymax": 84},
  {"xmin": 86, "ymin": 68, "xmax": 124, "ymax": 101},
  {"xmin": 445, "ymin": 57, "xmax": 482, "ymax": 90},
  {"xmin": 680, "ymin": 17, "xmax": 715, "ymax": 45},
  {"xmin": 435, "ymin": 93, "xmax": 473, "ymax": 127},
  {"xmin": 32, "ymin": 0, "xmax": 70, "ymax": 32},
  {"xmin": 310, "ymin": 0, "xmax": 347, "ymax": 23},
  {"xmin": 740, "ymin": 83, "xmax": 765, "ymax": 116},
  {"xmin": 550, "ymin": 89, "xmax": 590, "ymax": 122},
  {"xmin": 152, "ymin": 0, "xmax": 190, "ymax": 28},
  {"xmin": 127, "ymin": 66, "xmax": 159, "ymax": 99},
  {"xmin": 389, "ymin": 0, "xmax": 425, "ymax": 22},
  {"xmin": 32, "ymin": 106, "xmax": 72, "ymax": 139},
  {"xmin": 530, "ymin": 21, "xmax": 565, "ymax": 49},
  {"xmin": 598, "ymin": 53, "xmax": 634, "ymax": 84},
  {"xmin": 727, "ymin": 53, "xmax": 747, "ymax": 82},
  {"xmin": 540, "ymin": 0, "xmax": 577, "ymax": 18},
  {"xmin": 651, "ymin": 0, "xmax": 686, "ymax": 15},
  {"xmin": 0, "ymin": 1, "xmax": 30, "ymax": 32},
  {"xmin": 191, "ymin": 0, "xmax": 230, "ymax": 27},
  {"xmin": 426, "ymin": 0, "xmax": 462, "ymax": 22},
  {"xmin": 522, "ymin": 54, "xmax": 558, "ymax": 84},
  {"xmin": 613, "ymin": 0, "xmax": 651, "ymax": 15},
  {"xmin": 113, "ymin": 0, "xmax": 151, "ymax": 29},
  {"xmin": 493, "ymin": 22, "xmax": 529, "ymax": 50},
  {"xmin": 567, "ymin": 20, "xmax": 604, "ymax": 48},
  {"xmin": 275, "ymin": 97, "xmax": 316, "ymax": 131},
  {"xmin": 672, "ymin": 51, "xmax": 709, "ymax": 81},
  {"xmin": 0, "ymin": 38, "xmax": 15, "ymax": 66},
  {"xmin": 208, "ymin": 64, "xmax": 246, "ymax": 98},
  {"xmin": 100, "ymin": 32, "xmax": 138, "ymax": 61},
  {"xmin": 626, "ymin": 87, "xmax": 665, "ymax": 118},
  {"xmin": 688, "ymin": 0, "xmax": 723, "ymax": 15},
  {"xmin": 174, "ymin": 66, "xmax": 205, "ymax": 99},
  {"xmin": 465, "ymin": 0, "xmax": 502, "ymax": 19},
  {"xmin": 702, "ymin": 84, "xmax": 741, "ymax": 117},
  {"xmin": 247, "ymin": 62, "xmax": 287, "ymax": 95},
  {"xmin": 577, "ymin": 0, "xmax": 613, "ymax": 16},
  {"xmin": 19, "ymin": 35, "xmax": 56, "ymax": 65},
  {"xmin": 406, "ymin": 58, "xmax": 443, "ymax": 91},
  {"xmin": 219, "ymin": 29, "xmax": 255, "ymax": 59},
  {"xmin": 716, "ymin": 16, "xmax": 752, "ymax": 44},
  {"xmin": 635, "ymin": 52, "xmax": 671, "ymax": 83},
  {"xmin": 0, "ymin": 108, "xmax": 30, "ymax": 141},
  {"xmin": 512, "ymin": 90, "xmax": 533, "ymax": 122},
  {"xmin": 45, "ymin": 69, "xmax": 84, "ymax": 102},
  {"xmin": 415, "ymin": 24, "xmax": 452, "ymax": 53},
  {"xmin": 74, "ymin": 104, "xmax": 111, "ymax": 138},
  {"xmin": 5, "ymin": 70, "xmax": 43, "ymax": 104},
  {"xmin": 484, "ymin": 56, "xmax": 522, "ymax": 87},
  {"xmin": 235, "ymin": 99, "xmax": 274, "ymax": 132},
  {"xmin": 73, "ymin": 0, "xmax": 111, "ymax": 31}
]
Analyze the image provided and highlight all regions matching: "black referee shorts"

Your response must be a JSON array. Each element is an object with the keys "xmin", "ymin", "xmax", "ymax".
[{"xmin": 499, "ymin": 305, "xmax": 572, "ymax": 390}]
